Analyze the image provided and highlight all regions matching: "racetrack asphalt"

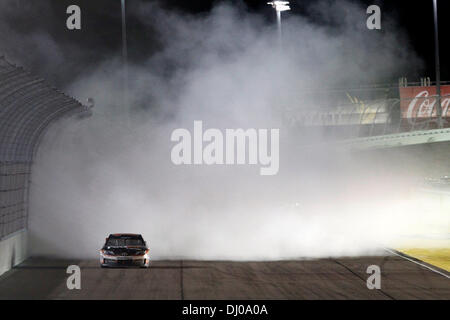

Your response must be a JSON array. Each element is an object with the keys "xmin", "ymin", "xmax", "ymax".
[{"xmin": 0, "ymin": 253, "xmax": 448, "ymax": 299}]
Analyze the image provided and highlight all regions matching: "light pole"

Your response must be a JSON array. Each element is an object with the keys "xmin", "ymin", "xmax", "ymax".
[
  {"xmin": 433, "ymin": 0, "xmax": 442, "ymax": 128},
  {"xmin": 267, "ymin": 1, "xmax": 291, "ymax": 47},
  {"xmin": 121, "ymin": 0, "xmax": 128, "ymax": 110}
]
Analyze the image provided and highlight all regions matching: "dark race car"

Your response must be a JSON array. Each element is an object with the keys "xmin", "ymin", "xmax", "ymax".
[{"xmin": 100, "ymin": 233, "xmax": 150, "ymax": 268}]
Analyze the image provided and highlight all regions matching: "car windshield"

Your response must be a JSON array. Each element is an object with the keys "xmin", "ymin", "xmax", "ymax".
[{"xmin": 106, "ymin": 237, "xmax": 144, "ymax": 247}]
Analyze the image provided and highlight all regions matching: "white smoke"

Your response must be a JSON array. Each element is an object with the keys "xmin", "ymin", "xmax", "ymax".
[{"xmin": 27, "ymin": 1, "xmax": 440, "ymax": 260}]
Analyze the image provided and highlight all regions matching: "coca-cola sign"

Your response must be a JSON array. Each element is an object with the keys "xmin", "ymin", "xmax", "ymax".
[{"xmin": 400, "ymin": 85, "xmax": 450, "ymax": 124}]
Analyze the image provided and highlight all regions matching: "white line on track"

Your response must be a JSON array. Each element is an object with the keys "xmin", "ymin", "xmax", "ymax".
[{"xmin": 384, "ymin": 248, "xmax": 450, "ymax": 279}]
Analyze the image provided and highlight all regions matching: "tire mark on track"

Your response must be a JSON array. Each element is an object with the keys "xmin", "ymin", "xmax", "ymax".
[
  {"xmin": 180, "ymin": 260, "xmax": 184, "ymax": 300},
  {"xmin": 333, "ymin": 259, "xmax": 395, "ymax": 300}
]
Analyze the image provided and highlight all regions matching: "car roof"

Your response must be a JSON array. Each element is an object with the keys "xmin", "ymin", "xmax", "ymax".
[{"xmin": 109, "ymin": 233, "xmax": 142, "ymax": 237}]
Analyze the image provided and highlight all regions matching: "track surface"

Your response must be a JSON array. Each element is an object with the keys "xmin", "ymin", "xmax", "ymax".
[{"xmin": 0, "ymin": 254, "xmax": 448, "ymax": 299}]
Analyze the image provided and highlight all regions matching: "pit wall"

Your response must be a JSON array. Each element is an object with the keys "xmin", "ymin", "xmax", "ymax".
[{"xmin": 0, "ymin": 229, "xmax": 27, "ymax": 276}]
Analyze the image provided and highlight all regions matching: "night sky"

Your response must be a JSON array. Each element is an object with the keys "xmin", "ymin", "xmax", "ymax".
[{"xmin": 1, "ymin": 0, "xmax": 449, "ymax": 88}]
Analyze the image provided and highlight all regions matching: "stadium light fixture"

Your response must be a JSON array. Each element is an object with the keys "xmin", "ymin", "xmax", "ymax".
[{"xmin": 267, "ymin": 1, "xmax": 291, "ymax": 13}]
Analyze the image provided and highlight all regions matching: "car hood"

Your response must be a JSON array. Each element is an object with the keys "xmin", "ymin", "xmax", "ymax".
[{"xmin": 103, "ymin": 246, "xmax": 147, "ymax": 256}]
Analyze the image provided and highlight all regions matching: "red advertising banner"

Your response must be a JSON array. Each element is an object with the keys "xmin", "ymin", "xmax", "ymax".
[{"xmin": 399, "ymin": 85, "xmax": 450, "ymax": 120}]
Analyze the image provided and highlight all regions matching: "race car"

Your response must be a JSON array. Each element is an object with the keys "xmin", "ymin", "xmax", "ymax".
[{"xmin": 100, "ymin": 233, "xmax": 150, "ymax": 268}]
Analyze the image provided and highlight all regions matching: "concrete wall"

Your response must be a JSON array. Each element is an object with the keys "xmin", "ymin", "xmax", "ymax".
[{"xmin": 0, "ymin": 230, "xmax": 27, "ymax": 276}]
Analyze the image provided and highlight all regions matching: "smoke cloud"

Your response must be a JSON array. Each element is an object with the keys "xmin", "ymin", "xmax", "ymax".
[{"xmin": 22, "ymin": 1, "xmax": 442, "ymax": 260}]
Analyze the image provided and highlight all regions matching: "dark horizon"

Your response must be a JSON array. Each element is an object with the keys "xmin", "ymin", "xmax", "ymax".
[{"xmin": 0, "ymin": 0, "xmax": 448, "ymax": 90}]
